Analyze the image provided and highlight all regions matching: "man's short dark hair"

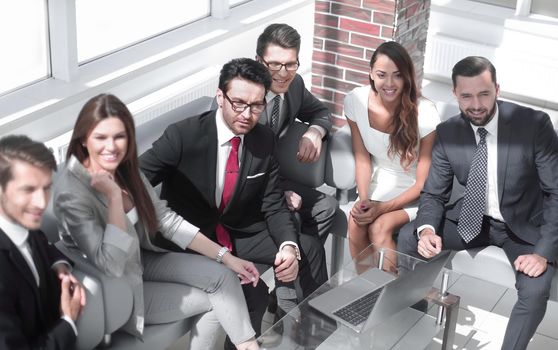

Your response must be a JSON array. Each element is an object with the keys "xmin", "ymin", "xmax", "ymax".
[
  {"xmin": 218, "ymin": 58, "xmax": 272, "ymax": 94},
  {"xmin": 256, "ymin": 23, "xmax": 301, "ymax": 58},
  {"xmin": 0, "ymin": 135, "xmax": 56, "ymax": 188},
  {"xmin": 452, "ymin": 56, "xmax": 497, "ymax": 88}
]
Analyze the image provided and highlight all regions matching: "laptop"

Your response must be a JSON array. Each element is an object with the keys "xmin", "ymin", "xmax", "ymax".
[{"xmin": 309, "ymin": 250, "xmax": 451, "ymax": 333}]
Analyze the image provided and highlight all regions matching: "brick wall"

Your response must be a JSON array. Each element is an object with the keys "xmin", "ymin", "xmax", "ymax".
[{"xmin": 312, "ymin": 0, "xmax": 431, "ymax": 124}]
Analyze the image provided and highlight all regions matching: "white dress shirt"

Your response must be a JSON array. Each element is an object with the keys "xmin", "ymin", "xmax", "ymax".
[{"xmin": 0, "ymin": 214, "xmax": 78, "ymax": 335}]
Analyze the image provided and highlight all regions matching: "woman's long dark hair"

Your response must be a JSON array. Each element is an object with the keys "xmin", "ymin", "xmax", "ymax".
[
  {"xmin": 369, "ymin": 41, "xmax": 419, "ymax": 169},
  {"xmin": 66, "ymin": 94, "xmax": 158, "ymax": 235}
]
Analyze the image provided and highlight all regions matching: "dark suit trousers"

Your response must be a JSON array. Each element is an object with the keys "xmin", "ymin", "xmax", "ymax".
[
  {"xmin": 233, "ymin": 229, "xmax": 327, "ymax": 335},
  {"xmin": 280, "ymin": 179, "xmax": 338, "ymax": 245},
  {"xmin": 398, "ymin": 216, "xmax": 554, "ymax": 350}
]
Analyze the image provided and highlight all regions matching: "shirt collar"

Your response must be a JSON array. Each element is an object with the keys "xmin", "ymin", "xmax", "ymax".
[
  {"xmin": 215, "ymin": 107, "xmax": 244, "ymax": 147},
  {"xmin": 0, "ymin": 214, "xmax": 29, "ymax": 247},
  {"xmin": 266, "ymin": 90, "xmax": 284, "ymax": 103},
  {"xmin": 470, "ymin": 103, "xmax": 499, "ymax": 137}
]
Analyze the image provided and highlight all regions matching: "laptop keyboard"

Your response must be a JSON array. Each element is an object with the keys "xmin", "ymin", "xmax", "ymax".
[{"xmin": 332, "ymin": 287, "xmax": 383, "ymax": 326}]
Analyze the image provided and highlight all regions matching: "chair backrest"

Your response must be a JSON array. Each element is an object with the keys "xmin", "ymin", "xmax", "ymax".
[
  {"xmin": 325, "ymin": 124, "xmax": 355, "ymax": 192},
  {"xmin": 275, "ymin": 121, "xmax": 327, "ymax": 188}
]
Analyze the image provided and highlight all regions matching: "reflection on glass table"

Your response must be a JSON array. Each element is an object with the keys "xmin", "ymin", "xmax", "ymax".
[{"xmin": 258, "ymin": 245, "xmax": 460, "ymax": 350}]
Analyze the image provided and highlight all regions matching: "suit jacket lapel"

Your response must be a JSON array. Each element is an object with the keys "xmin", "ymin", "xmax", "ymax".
[
  {"xmin": 202, "ymin": 114, "xmax": 218, "ymax": 209},
  {"xmin": 496, "ymin": 101, "xmax": 511, "ymax": 202},
  {"xmin": 457, "ymin": 115, "xmax": 477, "ymax": 179},
  {"xmin": 0, "ymin": 230, "xmax": 45, "ymax": 322}
]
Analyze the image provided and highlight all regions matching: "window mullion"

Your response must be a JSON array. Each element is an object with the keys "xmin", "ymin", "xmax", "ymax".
[
  {"xmin": 48, "ymin": 0, "xmax": 78, "ymax": 82},
  {"xmin": 211, "ymin": 0, "xmax": 230, "ymax": 19}
]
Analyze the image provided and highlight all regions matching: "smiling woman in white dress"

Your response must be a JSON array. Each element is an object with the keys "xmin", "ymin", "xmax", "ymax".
[{"xmin": 344, "ymin": 41, "xmax": 440, "ymax": 270}]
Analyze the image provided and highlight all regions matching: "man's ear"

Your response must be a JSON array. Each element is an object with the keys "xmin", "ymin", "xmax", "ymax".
[{"xmin": 216, "ymin": 88, "xmax": 224, "ymax": 108}]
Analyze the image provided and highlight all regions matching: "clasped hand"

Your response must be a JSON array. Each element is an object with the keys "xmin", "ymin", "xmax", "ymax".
[
  {"xmin": 297, "ymin": 128, "xmax": 322, "ymax": 163},
  {"xmin": 274, "ymin": 246, "xmax": 299, "ymax": 282},
  {"xmin": 351, "ymin": 199, "xmax": 386, "ymax": 226}
]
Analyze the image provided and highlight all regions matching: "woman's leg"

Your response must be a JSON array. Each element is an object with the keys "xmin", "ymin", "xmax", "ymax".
[
  {"xmin": 367, "ymin": 210, "xmax": 410, "ymax": 273},
  {"xmin": 348, "ymin": 212, "xmax": 372, "ymax": 259},
  {"xmin": 142, "ymin": 251, "xmax": 256, "ymax": 347},
  {"xmin": 143, "ymin": 281, "xmax": 223, "ymax": 350}
]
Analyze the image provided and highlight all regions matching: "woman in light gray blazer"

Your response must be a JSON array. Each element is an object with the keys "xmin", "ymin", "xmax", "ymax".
[{"xmin": 53, "ymin": 94, "xmax": 260, "ymax": 350}]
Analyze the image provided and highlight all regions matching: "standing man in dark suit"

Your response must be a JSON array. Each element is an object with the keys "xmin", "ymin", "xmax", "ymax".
[
  {"xmin": 398, "ymin": 56, "xmax": 558, "ymax": 350},
  {"xmin": 139, "ymin": 58, "xmax": 327, "ymax": 346},
  {"xmin": 255, "ymin": 23, "xmax": 337, "ymax": 245},
  {"xmin": 0, "ymin": 135, "xmax": 85, "ymax": 350}
]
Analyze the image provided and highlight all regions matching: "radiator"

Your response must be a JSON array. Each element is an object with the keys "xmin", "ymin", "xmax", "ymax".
[{"xmin": 46, "ymin": 66, "xmax": 220, "ymax": 163}]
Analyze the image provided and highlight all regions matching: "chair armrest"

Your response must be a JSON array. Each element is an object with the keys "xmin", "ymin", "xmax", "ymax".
[
  {"xmin": 325, "ymin": 125, "xmax": 355, "ymax": 192},
  {"xmin": 56, "ymin": 242, "xmax": 134, "ymax": 334}
]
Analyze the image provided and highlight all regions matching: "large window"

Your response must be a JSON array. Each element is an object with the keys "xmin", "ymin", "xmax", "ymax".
[
  {"xmin": 0, "ymin": 0, "xmax": 49, "ymax": 95},
  {"xmin": 76, "ymin": 0, "xmax": 210, "ymax": 63}
]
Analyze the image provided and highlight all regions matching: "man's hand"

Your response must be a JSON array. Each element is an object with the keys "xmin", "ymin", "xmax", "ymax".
[
  {"xmin": 514, "ymin": 254, "xmax": 548, "ymax": 277},
  {"xmin": 60, "ymin": 275, "xmax": 85, "ymax": 322},
  {"xmin": 222, "ymin": 253, "xmax": 260, "ymax": 287},
  {"xmin": 350, "ymin": 199, "xmax": 386, "ymax": 226},
  {"xmin": 417, "ymin": 228, "xmax": 442, "ymax": 259},
  {"xmin": 57, "ymin": 269, "xmax": 87, "ymax": 309},
  {"xmin": 274, "ymin": 245, "xmax": 299, "ymax": 282},
  {"xmin": 297, "ymin": 128, "xmax": 322, "ymax": 163},
  {"xmin": 284, "ymin": 190, "xmax": 302, "ymax": 211}
]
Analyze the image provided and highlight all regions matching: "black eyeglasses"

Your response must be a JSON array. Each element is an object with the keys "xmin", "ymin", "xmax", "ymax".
[
  {"xmin": 223, "ymin": 92, "xmax": 267, "ymax": 114},
  {"xmin": 260, "ymin": 57, "xmax": 300, "ymax": 72}
]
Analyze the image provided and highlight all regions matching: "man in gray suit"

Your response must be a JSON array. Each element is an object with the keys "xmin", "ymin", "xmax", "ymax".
[
  {"xmin": 398, "ymin": 56, "xmax": 558, "ymax": 350},
  {"xmin": 255, "ymin": 23, "xmax": 337, "ymax": 245}
]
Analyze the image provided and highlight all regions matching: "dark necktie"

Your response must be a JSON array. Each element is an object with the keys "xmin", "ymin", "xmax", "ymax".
[
  {"xmin": 27, "ymin": 235, "xmax": 49, "ymax": 306},
  {"xmin": 215, "ymin": 136, "xmax": 241, "ymax": 250},
  {"xmin": 457, "ymin": 127, "xmax": 488, "ymax": 243},
  {"xmin": 270, "ymin": 95, "xmax": 281, "ymax": 130}
]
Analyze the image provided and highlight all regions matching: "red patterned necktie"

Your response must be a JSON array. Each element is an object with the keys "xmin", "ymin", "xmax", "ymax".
[{"xmin": 216, "ymin": 136, "xmax": 241, "ymax": 250}]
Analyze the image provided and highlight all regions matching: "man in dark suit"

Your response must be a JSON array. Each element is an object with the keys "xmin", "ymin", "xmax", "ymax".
[
  {"xmin": 255, "ymin": 23, "xmax": 337, "ymax": 245},
  {"xmin": 0, "ymin": 135, "xmax": 85, "ymax": 350},
  {"xmin": 398, "ymin": 56, "xmax": 558, "ymax": 350},
  {"xmin": 139, "ymin": 58, "xmax": 328, "ymax": 345}
]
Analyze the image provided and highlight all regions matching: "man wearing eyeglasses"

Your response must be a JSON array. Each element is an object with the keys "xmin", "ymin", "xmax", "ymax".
[
  {"xmin": 256, "ymin": 23, "xmax": 337, "ymax": 247},
  {"xmin": 140, "ymin": 58, "xmax": 328, "ymax": 349}
]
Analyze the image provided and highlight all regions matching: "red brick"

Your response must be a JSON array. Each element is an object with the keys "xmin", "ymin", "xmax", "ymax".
[
  {"xmin": 381, "ymin": 26, "xmax": 394, "ymax": 38},
  {"xmin": 373, "ymin": 11, "xmax": 395, "ymax": 25},
  {"xmin": 323, "ymin": 77, "xmax": 359, "ymax": 93},
  {"xmin": 331, "ymin": 3, "xmax": 371, "ymax": 22},
  {"xmin": 331, "ymin": 0, "xmax": 362, "ymax": 6},
  {"xmin": 366, "ymin": 49, "xmax": 375, "ymax": 61},
  {"xmin": 312, "ymin": 74, "xmax": 323, "ymax": 87},
  {"xmin": 363, "ymin": 0, "xmax": 396, "ymax": 13},
  {"xmin": 406, "ymin": 2, "xmax": 420, "ymax": 18},
  {"xmin": 311, "ymin": 86, "xmax": 334, "ymax": 100},
  {"xmin": 333, "ymin": 91, "xmax": 347, "ymax": 105},
  {"xmin": 315, "ymin": 1, "xmax": 330, "ymax": 13},
  {"xmin": 350, "ymin": 33, "xmax": 385, "ymax": 49},
  {"xmin": 314, "ymin": 38, "xmax": 324, "ymax": 50},
  {"xmin": 323, "ymin": 101, "xmax": 344, "ymax": 117},
  {"xmin": 324, "ymin": 40, "xmax": 365, "ymax": 59},
  {"xmin": 315, "ymin": 13, "xmax": 339, "ymax": 28},
  {"xmin": 313, "ymin": 50, "xmax": 337, "ymax": 65},
  {"xmin": 345, "ymin": 70, "xmax": 370, "ymax": 85},
  {"xmin": 314, "ymin": 25, "xmax": 350, "ymax": 42},
  {"xmin": 339, "ymin": 18, "xmax": 381, "ymax": 36},
  {"xmin": 336, "ymin": 55, "xmax": 371, "ymax": 72},
  {"xmin": 313, "ymin": 62, "xmax": 344, "ymax": 79}
]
